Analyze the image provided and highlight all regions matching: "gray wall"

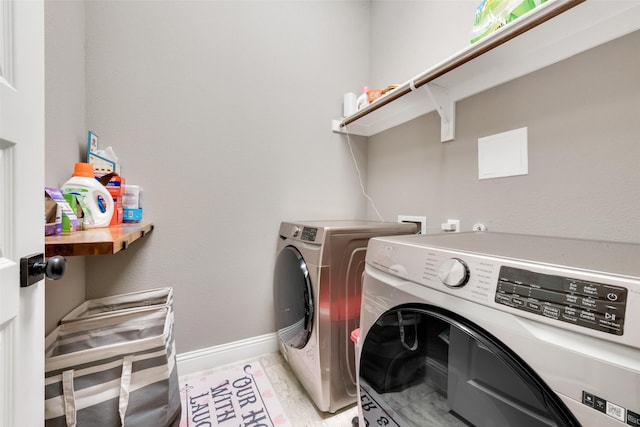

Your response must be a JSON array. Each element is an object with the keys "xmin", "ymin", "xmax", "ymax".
[
  {"xmin": 44, "ymin": 0, "xmax": 87, "ymax": 333},
  {"xmin": 80, "ymin": 1, "xmax": 370, "ymax": 352},
  {"xmin": 370, "ymin": 0, "xmax": 475, "ymax": 86},
  {"xmin": 366, "ymin": 9, "xmax": 640, "ymax": 243}
]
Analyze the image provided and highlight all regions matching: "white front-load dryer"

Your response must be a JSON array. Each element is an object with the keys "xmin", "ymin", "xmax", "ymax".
[
  {"xmin": 357, "ymin": 232, "xmax": 640, "ymax": 427},
  {"xmin": 273, "ymin": 220, "xmax": 417, "ymax": 413}
]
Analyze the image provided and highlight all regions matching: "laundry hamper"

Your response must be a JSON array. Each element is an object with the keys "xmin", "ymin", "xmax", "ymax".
[
  {"xmin": 60, "ymin": 287, "xmax": 173, "ymax": 324},
  {"xmin": 44, "ymin": 303, "xmax": 181, "ymax": 427}
]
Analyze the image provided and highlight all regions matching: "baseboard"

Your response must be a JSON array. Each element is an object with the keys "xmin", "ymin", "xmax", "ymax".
[{"xmin": 176, "ymin": 332, "xmax": 279, "ymax": 376}]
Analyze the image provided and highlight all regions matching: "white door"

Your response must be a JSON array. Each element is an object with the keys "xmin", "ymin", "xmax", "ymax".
[{"xmin": 0, "ymin": 0, "xmax": 46, "ymax": 426}]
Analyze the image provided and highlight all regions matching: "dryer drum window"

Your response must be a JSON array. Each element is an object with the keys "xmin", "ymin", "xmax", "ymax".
[
  {"xmin": 359, "ymin": 305, "xmax": 580, "ymax": 427},
  {"xmin": 273, "ymin": 246, "xmax": 314, "ymax": 349}
]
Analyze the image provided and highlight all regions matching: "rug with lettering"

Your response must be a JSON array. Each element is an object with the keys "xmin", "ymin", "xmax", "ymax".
[{"xmin": 179, "ymin": 361, "xmax": 292, "ymax": 427}]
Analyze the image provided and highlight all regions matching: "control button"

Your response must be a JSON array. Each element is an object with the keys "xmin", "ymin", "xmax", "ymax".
[
  {"xmin": 291, "ymin": 226, "xmax": 300, "ymax": 237},
  {"xmin": 495, "ymin": 294, "xmax": 511, "ymax": 304},
  {"xmin": 579, "ymin": 310, "xmax": 596, "ymax": 322},
  {"xmin": 583, "ymin": 391, "xmax": 595, "ymax": 407},
  {"xmin": 438, "ymin": 258, "xmax": 470, "ymax": 288},
  {"xmin": 542, "ymin": 306, "xmax": 560, "ymax": 319},
  {"xmin": 594, "ymin": 396, "xmax": 607, "ymax": 413},
  {"xmin": 627, "ymin": 409, "xmax": 640, "ymax": 427},
  {"xmin": 581, "ymin": 283, "xmax": 599, "ymax": 296},
  {"xmin": 527, "ymin": 301, "xmax": 541, "ymax": 312}
]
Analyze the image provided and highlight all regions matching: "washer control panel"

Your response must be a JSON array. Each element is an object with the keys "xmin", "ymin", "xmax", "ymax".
[
  {"xmin": 367, "ymin": 232, "xmax": 640, "ymax": 343},
  {"xmin": 495, "ymin": 266, "xmax": 627, "ymax": 335}
]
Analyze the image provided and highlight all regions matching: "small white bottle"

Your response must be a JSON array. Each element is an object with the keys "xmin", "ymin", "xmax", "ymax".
[
  {"xmin": 61, "ymin": 162, "xmax": 114, "ymax": 229},
  {"xmin": 343, "ymin": 92, "xmax": 357, "ymax": 117}
]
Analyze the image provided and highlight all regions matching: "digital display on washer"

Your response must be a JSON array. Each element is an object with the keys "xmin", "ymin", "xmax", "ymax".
[
  {"xmin": 495, "ymin": 266, "xmax": 627, "ymax": 335},
  {"xmin": 301, "ymin": 227, "xmax": 318, "ymax": 242}
]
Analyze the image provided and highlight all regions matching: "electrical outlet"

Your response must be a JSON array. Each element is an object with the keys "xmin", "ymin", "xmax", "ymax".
[
  {"xmin": 441, "ymin": 219, "xmax": 460, "ymax": 232},
  {"xmin": 473, "ymin": 223, "xmax": 487, "ymax": 231},
  {"xmin": 398, "ymin": 215, "xmax": 427, "ymax": 234}
]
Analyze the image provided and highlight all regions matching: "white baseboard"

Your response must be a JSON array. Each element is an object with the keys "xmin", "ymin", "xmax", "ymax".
[{"xmin": 176, "ymin": 332, "xmax": 279, "ymax": 376}]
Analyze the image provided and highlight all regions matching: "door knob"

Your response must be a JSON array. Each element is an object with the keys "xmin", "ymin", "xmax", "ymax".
[{"xmin": 20, "ymin": 253, "xmax": 67, "ymax": 287}]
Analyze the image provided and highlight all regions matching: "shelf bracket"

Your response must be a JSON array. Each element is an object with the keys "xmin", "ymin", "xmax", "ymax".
[
  {"xmin": 331, "ymin": 119, "xmax": 345, "ymax": 134},
  {"xmin": 422, "ymin": 83, "xmax": 455, "ymax": 142}
]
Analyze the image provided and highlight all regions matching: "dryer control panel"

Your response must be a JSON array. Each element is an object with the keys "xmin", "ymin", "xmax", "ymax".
[
  {"xmin": 495, "ymin": 266, "xmax": 627, "ymax": 335},
  {"xmin": 300, "ymin": 227, "xmax": 318, "ymax": 242}
]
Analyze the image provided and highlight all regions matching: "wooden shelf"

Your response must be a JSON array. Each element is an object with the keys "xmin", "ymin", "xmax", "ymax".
[
  {"xmin": 332, "ymin": 0, "xmax": 640, "ymax": 141},
  {"xmin": 45, "ymin": 220, "xmax": 154, "ymax": 257}
]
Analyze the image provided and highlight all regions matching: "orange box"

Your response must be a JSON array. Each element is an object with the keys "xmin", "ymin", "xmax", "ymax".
[{"xmin": 367, "ymin": 89, "xmax": 382, "ymax": 103}]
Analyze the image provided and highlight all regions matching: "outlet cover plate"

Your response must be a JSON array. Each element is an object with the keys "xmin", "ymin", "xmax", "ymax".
[{"xmin": 398, "ymin": 215, "xmax": 427, "ymax": 234}]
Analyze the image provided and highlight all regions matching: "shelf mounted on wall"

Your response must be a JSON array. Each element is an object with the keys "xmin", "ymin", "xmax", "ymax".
[
  {"xmin": 331, "ymin": 80, "xmax": 456, "ymax": 142},
  {"xmin": 332, "ymin": 0, "xmax": 640, "ymax": 142},
  {"xmin": 45, "ymin": 220, "xmax": 154, "ymax": 257}
]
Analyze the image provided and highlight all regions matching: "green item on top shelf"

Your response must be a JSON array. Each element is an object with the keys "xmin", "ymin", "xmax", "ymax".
[
  {"xmin": 471, "ymin": 0, "xmax": 540, "ymax": 44},
  {"xmin": 508, "ymin": 0, "xmax": 537, "ymax": 23}
]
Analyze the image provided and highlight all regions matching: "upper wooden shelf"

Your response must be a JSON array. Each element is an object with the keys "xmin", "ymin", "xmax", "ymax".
[
  {"xmin": 45, "ymin": 220, "xmax": 154, "ymax": 257},
  {"xmin": 332, "ymin": 0, "xmax": 640, "ymax": 141}
]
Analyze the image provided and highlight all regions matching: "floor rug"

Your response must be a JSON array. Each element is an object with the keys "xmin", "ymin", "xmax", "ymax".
[{"xmin": 179, "ymin": 361, "xmax": 292, "ymax": 427}]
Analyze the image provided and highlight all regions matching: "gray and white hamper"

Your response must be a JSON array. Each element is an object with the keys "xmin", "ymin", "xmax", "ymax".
[
  {"xmin": 45, "ymin": 297, "xmax": 181, "ymax": 427},
  {"xmin": 60, "ymin": 288, "xmax": 174, "ymax": 324}
]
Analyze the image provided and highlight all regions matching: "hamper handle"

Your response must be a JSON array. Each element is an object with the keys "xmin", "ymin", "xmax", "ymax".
[
  {"xmin": 119, "ymin": 355, "xmax": 134, "ymax": 425},
  {"xmin": 62, "ymin": 370, "xmax": 77, "ymax": 427},
  {"xmin": 60, "ymin": 357, "xmax": 133, "ymax": 427}
]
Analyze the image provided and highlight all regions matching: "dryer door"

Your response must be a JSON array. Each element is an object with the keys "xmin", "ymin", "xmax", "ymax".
[
  {"xmin": 273, "ymin": 245, "xmax": 314, "ymax": 349},
  {"xmin": 359, "ymin": 305, "xmax": 580, "ymax": 427}
]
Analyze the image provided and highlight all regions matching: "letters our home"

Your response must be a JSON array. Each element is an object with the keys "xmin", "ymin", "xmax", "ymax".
[{"xmin": 187, "ymin": 365, "xmax": 271, "ymax": 427}]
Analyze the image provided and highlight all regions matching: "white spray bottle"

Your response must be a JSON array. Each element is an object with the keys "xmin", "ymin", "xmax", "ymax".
[{"xmin": 356, "ymin": 86, "xmax": 369, "ymax": 111}]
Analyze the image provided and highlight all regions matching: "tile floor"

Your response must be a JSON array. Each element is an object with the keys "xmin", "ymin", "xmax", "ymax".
[{"xmin": 183, "ymin": 352, "xmax": 359, "ymax": 427}]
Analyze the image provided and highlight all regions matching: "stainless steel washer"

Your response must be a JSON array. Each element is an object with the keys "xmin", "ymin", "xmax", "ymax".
[{"xmin": 273, "ymin": 220, "xmax": 417, "ymax": 413}]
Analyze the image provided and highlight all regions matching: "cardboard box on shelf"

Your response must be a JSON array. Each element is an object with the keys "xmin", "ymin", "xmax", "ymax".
[
  {"xmin": 87, "ymin": 131, "xmax": 121, "ymax": 175},
  {"xmin": 45, "ymin": 187, "xmax": 80, "ymax": 234}
]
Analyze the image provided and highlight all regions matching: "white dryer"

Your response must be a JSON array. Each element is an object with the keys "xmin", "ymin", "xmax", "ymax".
[
  {"xmin": 357, "ymin": 232, "xmax": 640, "ymax": 427},
  {"xmin": 273, "ymin": 220, "xmax": 417, "ymax": 413}
]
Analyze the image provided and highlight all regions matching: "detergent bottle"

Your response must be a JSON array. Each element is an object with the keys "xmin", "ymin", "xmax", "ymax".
[{"xmin": 61, "ymin": 162, "xmax": 114, "ymax": 229}]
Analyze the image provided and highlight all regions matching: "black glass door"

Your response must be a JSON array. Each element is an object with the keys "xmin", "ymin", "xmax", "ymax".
[
  {"xmin": 359, "ymin": 304, "xmax": 580, "ymax": 427},
  {"xmin": 273, "ymin": 246, "xmax": 313, "ymax": 349}
]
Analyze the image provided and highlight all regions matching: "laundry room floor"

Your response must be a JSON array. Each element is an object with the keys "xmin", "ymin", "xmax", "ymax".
[{"xmin": 180, "ymin": 352, "xmax": 358, "ymax": 426}]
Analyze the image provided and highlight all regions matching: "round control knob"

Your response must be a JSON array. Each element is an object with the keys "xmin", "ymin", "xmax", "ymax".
[
  {"xmin": 291, "ymin": 226, "xmax": 300, "ymax": 237},
  {"xmin": 438, "ymin": 258, "xmax": 469, "ymax": 288}
]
